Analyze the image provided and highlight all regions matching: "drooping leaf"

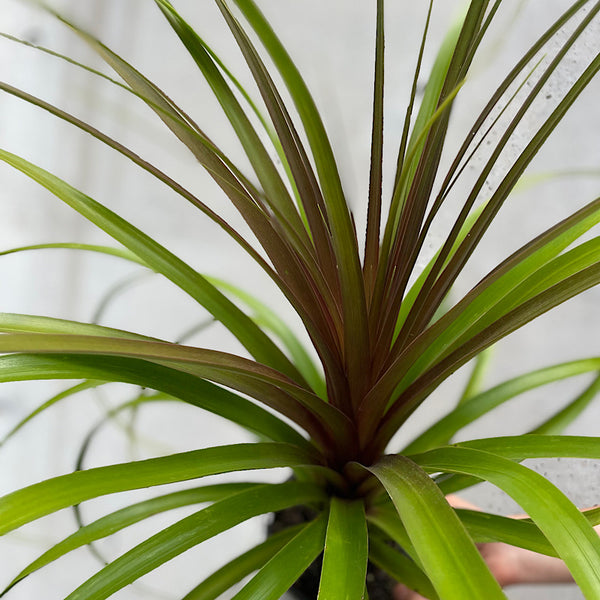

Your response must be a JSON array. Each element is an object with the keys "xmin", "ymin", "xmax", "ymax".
[
  {"xmin": 0, "ymin": 333, "xmax": 353, "ymax": 453},
  {"xmin": 413, "ymin": 445, "xmax": 600, "ymax": 596},
  {"xmin": 368, "ymin": 532, "xmax": 437, "ymax": 600},
  {"xmin": 181, "ymin": 525, "xmax": 303, "ymax": 600},
  {"xmin": 456, "ymin": 434, "xmax": 600, "ymax": 461},
  {"xmin": 0, "ymin": 148, "xmax": 306, "ymax": 384},
  {"xmin": 0, "ymin": 353, "xmax": 310, "ymax": 448},
  {"xmin": 232, "ymin": 510, "xmax": 328, "ymax": 600},
  {"xmin": 3, "ymin": 483, "xmax": 260, "ymax": 594},
  {"xmin": 367, "ymin": 455, "xmax": 505, "ymax": 600},
  {"xmin": 0, "ymin": 444, "xmax": 323, "ymax": 535},
  {"xmin": 403, "ymin": 358, "xmax": 600, "ymax": 454},
  {"xmin": 63, "ymin": 482, "xmax": 326, "ymax": 600}
]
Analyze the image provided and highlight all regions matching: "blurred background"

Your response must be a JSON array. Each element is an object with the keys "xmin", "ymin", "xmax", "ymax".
[{"xmin": 0, "ymin": 1, "xmax": 599, "ymax": 598}]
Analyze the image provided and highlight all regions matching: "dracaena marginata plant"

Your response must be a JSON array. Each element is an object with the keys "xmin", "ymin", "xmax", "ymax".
[{"xmin": 1, "ymin": 0, "xmax": 600, "ymax": 598}]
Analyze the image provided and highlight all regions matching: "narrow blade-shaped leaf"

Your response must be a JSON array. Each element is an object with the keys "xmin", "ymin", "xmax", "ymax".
[
  {"xmin": 181, "ymin": 525, "xmax": 303, "ymax": 600},
  {"xmin": 3, "ymin": 483, "xmax": 259, "ymax": 594},
  {"xmin": 403, "ymin": 358, "xmax": 600, "ymax": 454},
  {"xmin": 0, "ymin": 443, "xmax": 322, "ymax": 535},
  {"xmin": 0, "ymin": 353, "xmax": 310, "ymax": 448},
  {"xmin": 530, "ymin": 374, "xmax": 600, "ymax": 435},
  {"xmin": 63, "ymin": 482, "xmax": 325, "ymax": 600},
  {"xmin": 318, "ymin": 498, "xmax": 368, "ymax": 600},
  {"xmin": 367, "ymin": 455, "xmax": 505, "ymax": 600},
  {"xmin": 0, "ymin": 148, "xmax": 305, "ymax": 383},
  {"xmin": 233, "ymin": 511, "xmax": 328, "ymax": 600},
  {"xmin": 0, "ymin": 333, "xmax": 353, "ymax": 451},
  {"xmin": 413, "ymin": 446, "xmax": 600, "ymax": 596},
  {"xmin": 368, "ymin": 534, "xmax": 437, "ymax": 600}
]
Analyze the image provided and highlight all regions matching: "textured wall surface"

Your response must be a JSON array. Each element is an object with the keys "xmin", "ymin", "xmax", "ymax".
[{"xmin": 1, "ymin": 1, "xmax": 599, "ymax": 599}]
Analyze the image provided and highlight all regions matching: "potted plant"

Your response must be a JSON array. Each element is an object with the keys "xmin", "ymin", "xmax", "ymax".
[{"xmin": 1, "ymin": 0, "xmax": 600, "ymax": 598}]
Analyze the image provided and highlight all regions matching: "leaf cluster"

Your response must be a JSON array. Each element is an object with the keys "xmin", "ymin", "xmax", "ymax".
[{"xmin": 0, "ymin": 1, "xmax": 600, "ymax": 598}]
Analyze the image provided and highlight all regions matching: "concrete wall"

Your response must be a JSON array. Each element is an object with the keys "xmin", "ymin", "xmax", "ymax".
[{"xmin": 1, "ymin": 1, "xmax": 599, "ymax": 598}]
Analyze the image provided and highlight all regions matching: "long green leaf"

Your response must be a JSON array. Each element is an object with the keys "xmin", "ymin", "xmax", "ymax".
[
  {"xmin": 456, "ymin": 346, "xmax": 494, "ymax": 406},
  {"xmin": 531, "ymin": 373, "xmax": 600, "ymax": 435},
  {"xmin": 0, "ymin": 148, "xmax": 305, "ymax": 384},
  {"xmin": 0, "ymin": 333, "xmax": 353, "ymax": 451},
  {"xmin": 455, "ymin": 509, "xmax": 555, "ymax": 556},
  {"xmin": 0, "ymin": 81, "xmax": 287, "ymax": 294},
  {"xmin": 181, "ymin": 525, "xmax": 303, "ymax": 600},
  {"xmin": 413, "ymin": 446, "xmax": 600, "ymax": 596},
  {"xmin": 460, "ymin": 505, "xmax": 600, "ymax": 554},
  {"xmin": 0, "ymin": 238, "xmax": 325, "ymax": 396},
  {"xmin": 374, "ymin": 260, "xmax": 600, "ymax": 452},
  {"xmin": 367, "ymin": 455, "xmax": 505, "ymax": 600},
  {"xmin": 232, "ymin": 511, "xmax": 328, "ymax": 600},
  {"xmin": 317, "ymin": 498, "xmax": 368, "ymax": 600},
  {"xmin": 0, "ymin": 353, "xmax": 310, "ymax": 448},
  {"xmin": 1, "ymin": 76, "xmax": 339, "ymax": 354},
  {"xmin": 361, "ymin": 195, "xmax": 600, "ymax": 441},
  {"xmin": 3, "ymin": 483, "xmax": 259, "ymax": 594},
  {"xmin": 0, "ymin": 242, "xmax": 142, "ymax": 263},
  {"xmin": 64, "ymin": 482, "xmax": 325, "ymax": 600},
  {"xmin": 365, "ymin": 506, "xmax": 417, "ymax": 567},
  {"xmin": 387, "ymin": 195, "xmax": 600, "ymax": 407},
  {"xmin": 403, "ymin": 358, "xmax": 600, "ymax": 454},
  {"xmin": 452, "ymin": 236, "xmax": 600, "ymax": 349},
  {"xmin": 456, "ymin": 434, "xmax": 600, "ymax": 461},
  {"xmin": 0, "ymin": 443, "xmax": 321, "ymax": 535}
]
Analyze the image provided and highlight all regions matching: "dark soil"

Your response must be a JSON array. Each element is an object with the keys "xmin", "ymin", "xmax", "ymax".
[{"xmin": 268, "ymin": 506, "xmax": 398, "ymax": 600}]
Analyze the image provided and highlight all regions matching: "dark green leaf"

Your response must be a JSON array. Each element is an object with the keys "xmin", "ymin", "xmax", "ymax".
[{"xmin": 368, "ymin": 533, "xmax": 438, "ymax": 600}]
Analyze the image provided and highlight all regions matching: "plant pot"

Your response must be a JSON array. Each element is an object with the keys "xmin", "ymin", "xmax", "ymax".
[{"xmin": 268, "ymin": 506, "xmax": 398, "ymax": 600}]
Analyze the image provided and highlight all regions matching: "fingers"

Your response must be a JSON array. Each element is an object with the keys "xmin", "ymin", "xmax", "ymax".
[
  {"xmin": 445, "ymin": 494, "xmax": 481, "ymax": 511},
  {"xmin": 393, "ymin": 583, "xmax": 428, "ymax": 600}
]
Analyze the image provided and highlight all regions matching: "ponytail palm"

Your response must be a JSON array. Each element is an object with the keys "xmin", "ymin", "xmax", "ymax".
[{"xmin": 1, "ymin": 1, "xmax": 600, "ymax": 598}]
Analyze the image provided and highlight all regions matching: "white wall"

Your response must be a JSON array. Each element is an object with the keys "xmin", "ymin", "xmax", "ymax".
[{"xmin": 0, "ymin": 1, "xmax": 599, "ymax": 598}]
